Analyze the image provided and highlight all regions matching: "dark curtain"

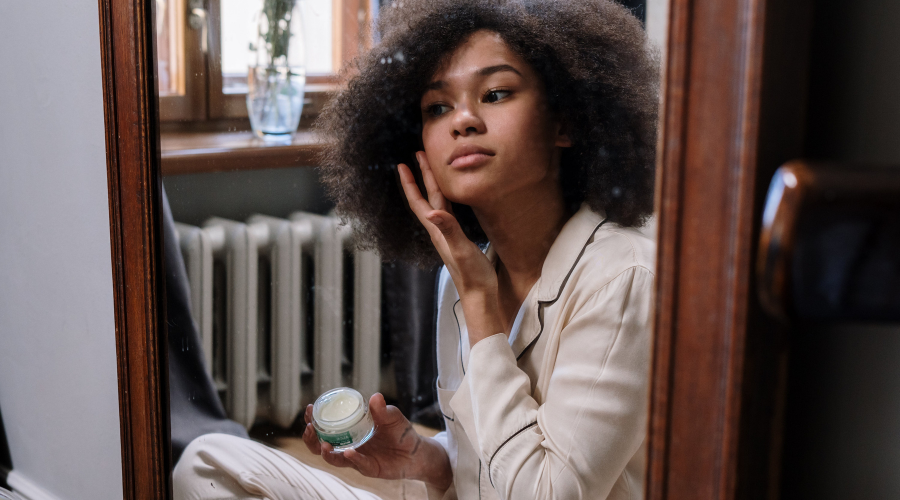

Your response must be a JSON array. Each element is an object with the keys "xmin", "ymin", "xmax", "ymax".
[
  {"xmin": 382, "ymin": 263, "xmax": 443, "ymax": 429},
  {"xmin": 0, "ymin": 406, "xmax": 11, "ymax": 489},
  {"xmin": 163, "ymin": 186, "xmax": 248, "ymax": 465}
]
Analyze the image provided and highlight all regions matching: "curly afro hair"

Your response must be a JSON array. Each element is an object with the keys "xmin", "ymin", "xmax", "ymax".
[{"xmin": 317, "ymin": 0, "xmax": 659, "ymax": 267}]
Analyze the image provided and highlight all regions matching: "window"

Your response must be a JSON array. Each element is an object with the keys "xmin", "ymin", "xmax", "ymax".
[{"xmin": 157, "ymin": 0, "xmax": 372, "ymax": 124}]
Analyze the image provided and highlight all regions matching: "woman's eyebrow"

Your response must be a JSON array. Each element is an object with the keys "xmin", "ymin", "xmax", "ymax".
[
  {"xmin": 424, "ymin": 64, "xmax": 523, "ymax": 92},
  {"xmin": 477, "ymin": 64, "xmax": 522, "ymax": 77}
]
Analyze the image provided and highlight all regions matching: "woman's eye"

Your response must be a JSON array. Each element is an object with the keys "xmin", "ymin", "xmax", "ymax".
[
  {"xmin": 426, "ymin": 104, "xmax": 452, "ymax": 117},
  {"xmin": 483, "ymin": 90, "xmax": 512, "ymax": 103}
]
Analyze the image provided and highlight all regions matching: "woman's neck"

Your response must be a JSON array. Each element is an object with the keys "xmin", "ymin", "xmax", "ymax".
[{"xmin": 471, "ymin": 184, "xmax": 570, "ymax": 328}]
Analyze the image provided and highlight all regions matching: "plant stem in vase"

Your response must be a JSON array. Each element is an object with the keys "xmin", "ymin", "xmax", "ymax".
[{"xmin": 247, "ymin": 0, "xmax": 306, "ymax": 143}]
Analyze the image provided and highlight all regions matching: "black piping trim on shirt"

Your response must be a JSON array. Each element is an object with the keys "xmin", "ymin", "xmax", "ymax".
[
  {"xmin": 452, "ymin": 298, "xmax": 465, "ymax": 375},
  {"xmin": 487, "ymin": 420, "xmax": 539, "ymax": 487},
  {"xmin": 515, "ymin": 218, "xmax": 608, "ymax": 361},
  {"xmin": 432, "ymin": 268, "xmax": 442, "ymax": 421},
  {"xmin": 478, "ymin": 459, "xmax": 483, "ymax": 500},
  {"xmin": 456, "ymin": 220, "xmax": 610, "ymax": 488},
  {"xmin": 434, "ymin": 379, "xmax": 456, "ymax": 422}
]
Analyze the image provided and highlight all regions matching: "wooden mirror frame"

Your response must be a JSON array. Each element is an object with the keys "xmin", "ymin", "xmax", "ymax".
[
  {"xmin": 100, "ymin": 0, "xmax": 811, "ymax": 497},
  {"xmin": 100, "ymin": 0, "xmax": 169, "ymax": 496}
]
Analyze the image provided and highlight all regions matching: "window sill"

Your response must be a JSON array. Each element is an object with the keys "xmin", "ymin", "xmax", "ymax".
[{"xmin": 160, "ymin": 129, "xmax": 324, "ymax": 176}]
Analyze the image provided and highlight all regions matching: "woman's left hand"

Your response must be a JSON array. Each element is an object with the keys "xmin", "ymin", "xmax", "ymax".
[{"xmin": 398, "ymin": 152, "xmax": 505, "ymax": 344}]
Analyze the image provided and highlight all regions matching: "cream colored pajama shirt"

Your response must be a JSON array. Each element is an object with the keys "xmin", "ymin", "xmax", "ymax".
[{"xmin": 174, "ymin": 204, "xmax": 654, "ymax": 500}]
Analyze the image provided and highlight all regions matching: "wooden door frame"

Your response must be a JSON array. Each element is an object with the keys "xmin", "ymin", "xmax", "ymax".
[{"xmin": 99, "ymin": 0, "xmax": 811, "ymax": 497}]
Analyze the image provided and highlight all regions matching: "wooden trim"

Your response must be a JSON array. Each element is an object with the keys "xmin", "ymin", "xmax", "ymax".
[
  {"xmin": 159, "ymin": 0, "xmax": 208, "ymax": 121},
  {"xmin": 648, "ymin": 0, "xmax": 769, "ymax": 497},
  {"xmin": 205, "ymin": 0, "xmax": 227, "ymax": 119},
  {"xmin": 333, "ymin": 0, "xmax": 366, "ymax": 72},
  {"xmin": 98, "ymin": 0, "xmax": 171, "ymax": 497},
  {"xmin": 647, "ymin": 0, "xmax": 813, "ymax": 497},
  {"xmin": 156, "ymin": 0, "xmax": 186, "ymax": 96},
  {"xmin": 160, "ymin": 130, "xmax": 324, "ymax": 175}
]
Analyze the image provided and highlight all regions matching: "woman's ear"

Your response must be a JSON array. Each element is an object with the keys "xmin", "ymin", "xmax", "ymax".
[{"xmin": 554, "ymin": 120, "xmax": 573, "ymax": 148}]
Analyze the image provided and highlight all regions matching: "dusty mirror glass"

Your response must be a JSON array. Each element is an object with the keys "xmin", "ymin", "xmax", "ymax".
[{"xmin": 155, "ymin": 0, "xmax": 668, "ymax": 497}]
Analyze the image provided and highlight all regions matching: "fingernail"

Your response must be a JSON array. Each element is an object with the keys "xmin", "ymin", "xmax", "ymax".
[{"xmin": 427, "ymin": 215, "xmax": 444, "ymax": 226}]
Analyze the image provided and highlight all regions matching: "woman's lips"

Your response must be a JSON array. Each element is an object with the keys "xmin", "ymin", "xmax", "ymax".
[
  {"xmin": 448, "ymin": 145, "xmax": 495, "ymax": 169},
  {"xmin": 450, "ymin": 153, "xmax": 493, "ymax": 169}
]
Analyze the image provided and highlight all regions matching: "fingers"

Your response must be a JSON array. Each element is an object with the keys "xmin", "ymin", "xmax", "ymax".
[
  {"xmin": 398, "ymin": 163, "xmax": 439, "ymax": 226},
  {"xmin": 369, "ymin": 392, "xmax": 407, "ymax": 427},
  {"xmin": 302, "ymin": 405, "xmax": 322, "ymax": 455},
  {"xmin": 415, "ymin": 152, "xmax": 451, "ymax": 213},
  {"xmin": 305, "ymin": 422, "xmax": 356, "ymax": 470},
  {"xmin": 399, "ymin": 157, "xmax": 486, "ymax": 278},
  {"xmin": 343, "ymin": 448, "xmax": 380, "ymax": 477},
  {"xmin": 368, "ymin": 392, "xmax": 388, "ymax": 425},
  {"xmin": 425, "ymin": 210, "xmax": 472, "ymax": 259},
  {"xmin": 398, "ymin": 163, "xmax": 456, "ymax": 249},
  {"xmin": 319, "ymin": 442, "xmax": 357, "ymax": 469},
  {"xmin": 397, "ymin": 163, "xmax": 453, "ymax": 234},
  {"xmin": 398, "ymin": 163, "xmax": 461, "ymax": 241},
  {"xmin": 302, "ymin": 424, "xmax": 321, "ymax": 455},
  {"xmin": 304, "ymin": 402, "xmax": 363, "ymax": 470}
]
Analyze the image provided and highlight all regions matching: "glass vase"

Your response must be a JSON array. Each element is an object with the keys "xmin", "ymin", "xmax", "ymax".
[{"xmin": 247, "ymin": 0, "xmax": 307, "ymax": 143}]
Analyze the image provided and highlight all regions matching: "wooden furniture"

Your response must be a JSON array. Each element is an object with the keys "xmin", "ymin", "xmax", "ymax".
[{"xmin": 758, "ymin": 160, "xmax": 900, "ymax": 321}]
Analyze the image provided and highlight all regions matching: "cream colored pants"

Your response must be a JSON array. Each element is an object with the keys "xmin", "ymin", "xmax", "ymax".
[{"xmin": 173, "ymin": 433, "xmax": 382, "ymax": 500}]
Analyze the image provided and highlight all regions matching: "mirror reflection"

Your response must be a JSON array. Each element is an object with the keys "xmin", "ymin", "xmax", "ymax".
[{"xmin": 157, "ymin": 1, "xmax": 665, "ymax": 498}]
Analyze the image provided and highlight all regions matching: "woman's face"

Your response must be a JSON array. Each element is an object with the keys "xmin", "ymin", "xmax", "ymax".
[{"xmin": 419, "ymin": 30, "xmax": 570, "ymax": 210}]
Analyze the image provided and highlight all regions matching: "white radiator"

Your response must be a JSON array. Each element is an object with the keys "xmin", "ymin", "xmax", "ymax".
[{"xmin": 174, "ymin": 212, "xmax": 381, "ymax": 429}]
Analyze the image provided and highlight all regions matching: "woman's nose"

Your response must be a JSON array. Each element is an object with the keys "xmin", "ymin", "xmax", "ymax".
[{"xmin": 451, "ymin": 104, "xmax": 486, "ymax": 137}]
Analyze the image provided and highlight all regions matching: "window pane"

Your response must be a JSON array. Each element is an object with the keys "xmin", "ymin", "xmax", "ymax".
[
  {"xmin": 156, "ymin": 0, "xmax": 184, "ymax": 96},
  {"xmin": 221, "ymin": 0, "xmax": 333, "ymax": 94}
]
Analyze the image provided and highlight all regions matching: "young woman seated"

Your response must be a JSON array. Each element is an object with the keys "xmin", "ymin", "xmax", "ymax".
[{"xmin": 173, "ymin": 0, "xmax": 658, "ymax": 498}]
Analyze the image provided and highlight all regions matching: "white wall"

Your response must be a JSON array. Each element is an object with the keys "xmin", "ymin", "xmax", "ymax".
[
  {"xmin": 645, "ymin": 0, "xmax": 668, "ymax": 57},
  {"xmin": 0, "ymin": 1, "xmax": 123, "ymax": 499}
]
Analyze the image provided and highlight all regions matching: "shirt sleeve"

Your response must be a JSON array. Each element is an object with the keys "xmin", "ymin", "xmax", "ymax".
[{"xmin": 450, "ymin": 266, "xmax": 653, "ymax": 499}]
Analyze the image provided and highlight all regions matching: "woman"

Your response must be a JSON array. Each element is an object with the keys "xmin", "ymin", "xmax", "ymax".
[{"xmin": 173, "ymin": 0, "xmax": 658, "ymax": 498}]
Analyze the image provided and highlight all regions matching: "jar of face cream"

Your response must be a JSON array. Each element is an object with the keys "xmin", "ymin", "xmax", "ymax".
[{"xmin": 312, "ymin": 387, "xmax": 375, "ymax": 451}]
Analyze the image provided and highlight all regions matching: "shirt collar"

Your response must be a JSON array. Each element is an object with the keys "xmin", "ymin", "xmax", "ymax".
[
  {"xmin": 482, "ymin": 203, "xmax": 607, "ymax": 358},
  {"xmin": 534, "ymin": 203, "xmax": 607, "ymax": 301},
  {"xmin": 485, "ymin": 203, "xmax": 606, "ymax": 300}
]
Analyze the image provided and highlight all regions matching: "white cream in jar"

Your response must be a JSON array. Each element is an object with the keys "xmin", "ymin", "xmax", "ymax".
[{"xmin": 312, "ymin": 387, "xmax": 375, "ymax": 451}]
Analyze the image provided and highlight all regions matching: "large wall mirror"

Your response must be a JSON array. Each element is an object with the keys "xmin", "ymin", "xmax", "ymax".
[{"xmin": 100, "ymin": 0, "xmax": 804, "ymax": 497}]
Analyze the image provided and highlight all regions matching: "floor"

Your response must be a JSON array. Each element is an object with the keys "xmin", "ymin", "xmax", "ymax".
[{"xmin": 257, "ymin": 423, "xmax": 446, "ymax": 500}]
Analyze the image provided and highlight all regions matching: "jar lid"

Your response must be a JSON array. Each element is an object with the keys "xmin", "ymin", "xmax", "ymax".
[{"xmin": 312, "ymin": 387, "xmax": 367, "ymax": 432}]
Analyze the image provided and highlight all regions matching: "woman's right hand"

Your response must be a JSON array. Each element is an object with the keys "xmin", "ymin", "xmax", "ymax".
[{"xmin": 302, "ymin": 392, "xmax": 453, "ymax": 490}]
